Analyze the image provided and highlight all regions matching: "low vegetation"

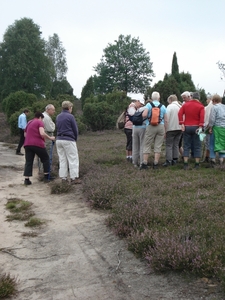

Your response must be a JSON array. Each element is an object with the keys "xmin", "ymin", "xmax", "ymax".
[
  {"xmin": 24, "ymin": 217, "xmax": 45, "ymax": 227},
  {"xmin": 0, "ymin": 273, "xmax": 18, "ymax": 298},
  {"xmin": 76, "ymin": 130, "xmax": 225, "ymax": 292},
  {"xmin": 5, "ymin": 198, "xmax": 34, "ymax": 221}
]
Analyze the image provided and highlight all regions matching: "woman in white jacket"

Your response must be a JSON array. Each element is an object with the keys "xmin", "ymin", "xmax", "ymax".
[{"xmin": 163, "ymin": 94, "xmax": 182, "ymax": 166}]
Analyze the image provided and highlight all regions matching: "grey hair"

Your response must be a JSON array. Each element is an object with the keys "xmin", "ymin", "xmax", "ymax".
[
  {"xmin": 45, "ymin": 104, "xmax": 54, "ymax": 111},
  {"xmin": 167, "ymin": 94, "xmax": 178, "ymax": 103},
  {"xmin": 181, "ymin": 91, "xmax": 191, "ymax": 97},
  {"xmin": 62, "ymin": 101, "xmax": 73, "ymax": 110},
  {"xmin": 151, "ymin": 91, "xmax": 160, "ymax": 100}
]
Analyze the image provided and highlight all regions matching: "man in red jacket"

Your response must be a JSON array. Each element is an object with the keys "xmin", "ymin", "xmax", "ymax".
[{"xmin": 178, "ymin": 92, "xmax": 205, "ymax": 169}]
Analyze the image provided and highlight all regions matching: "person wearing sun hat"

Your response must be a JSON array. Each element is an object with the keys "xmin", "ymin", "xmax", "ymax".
[
  {"xmin": 124, "ymin": 95, "xmax": 144, "ymax": 163},
  {"xmin": 131, "ymin": 95, "xmax": 147, "ymax": 168}
]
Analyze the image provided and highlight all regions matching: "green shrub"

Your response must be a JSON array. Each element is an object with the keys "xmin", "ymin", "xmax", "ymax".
[
  {"xmin": 3, "ymin": 91, "xmax": 37, "ymax": 120},
  {"xmin": 83, "ymin": 101, "xmax": 115, "ymax": 131}
]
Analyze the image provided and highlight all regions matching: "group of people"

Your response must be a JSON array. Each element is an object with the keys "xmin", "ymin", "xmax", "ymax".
[
  {"xmin": 124, "ymin": 90, "xmax": 225, "ymax": 170},
  {"xmin": 16, "ymin": 101, "xmax": 81, "ymax": 185}
]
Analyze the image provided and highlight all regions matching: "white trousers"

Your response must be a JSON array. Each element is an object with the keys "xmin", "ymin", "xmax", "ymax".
[{"xmin": 56, "ymin": 140, "xmax": 79, "ymax": 180}]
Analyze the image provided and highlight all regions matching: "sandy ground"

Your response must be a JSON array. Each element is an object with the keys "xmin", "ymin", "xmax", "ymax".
[{"xmin": 0, "ymin": 142, "xmax": 223, "ymax": 300}]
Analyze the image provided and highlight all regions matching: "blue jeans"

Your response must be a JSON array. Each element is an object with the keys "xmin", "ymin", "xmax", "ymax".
[
  {"xmin": 183, "ymin": 126, "xmax": 201, "ymax": 158},
  {"xmin": 209, "ymin": 133, "xmax": 225, "ymax": 159}
]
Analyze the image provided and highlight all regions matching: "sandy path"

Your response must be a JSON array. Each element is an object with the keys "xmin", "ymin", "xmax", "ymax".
[{"xmin": 0, "ymin": 143, "xmax": 222, "ymax": 299}]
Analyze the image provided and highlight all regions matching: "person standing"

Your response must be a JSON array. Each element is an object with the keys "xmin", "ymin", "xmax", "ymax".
[
  {"xmin": 42, "ymin": 104, "xmax": 56, "ymax": 154},
  {"xmin": 202, "ymin": 95, "xmax": 213, "ymax": 163},
  {"xmin": 23, "ymin": 112, "xmax": 55, "ymax": 185},
  {"xmin": 37, "ymin": 104, "xmax": 56, "ymax": 174},
  {"xmin": 141, "ymin": 91, "xmax": 167, "ymax": 169},
  {"xmin": 131, "ymin": 97, "xmax": 146, "ymax": 168},
  {"xmin": 208, "ymin": 94, "xmax": 225, "ymax": 167},
  {"xmin": 16, "ymin": 109, "xmax": 29, "ymax": 155},
  {"xmin": 56, "ymin": 101, "xmax": 81, "ymax": 184},
  {"xmin": 163, "ymin": 94, "xmax": 182, "ymax": 166},
  {"xmin": 124, "ymin": 99, "xmax": 137, "ymax": 162},
  {"xmin": 178, "ymin": 92, "xmax": 205, "ymax": 170}
]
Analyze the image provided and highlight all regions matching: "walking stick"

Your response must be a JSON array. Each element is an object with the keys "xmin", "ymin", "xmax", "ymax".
[{"xmin": 48, "ymin": 141, "xmax": 55, "ymax": 180}]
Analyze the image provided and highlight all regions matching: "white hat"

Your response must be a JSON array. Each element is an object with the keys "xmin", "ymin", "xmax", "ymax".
[{"xmin": 133, "ymin": 94, "xmax": 145, "ymax": 105}]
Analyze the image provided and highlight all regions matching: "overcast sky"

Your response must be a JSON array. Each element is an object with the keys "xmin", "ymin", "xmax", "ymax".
[{"xmin": 1, "ymin": 0, "xmax": 225, "ymax": 98}]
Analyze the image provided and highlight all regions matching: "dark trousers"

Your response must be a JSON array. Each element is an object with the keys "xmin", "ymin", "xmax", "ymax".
[
  {"xmin": 24, "ymin": 146, "xmax": 49, "ymax": 177},
  {"xmin": 16, "ymin": 128, "xmax": 25, "ymax": 153},
  {"xmin": 124, "ymin": 128, "xmax": 132, "ymax": 151}
]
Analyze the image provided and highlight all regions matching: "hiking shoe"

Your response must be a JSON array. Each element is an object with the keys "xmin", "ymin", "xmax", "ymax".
[
  {"xmin": 140, "ymin": 163, "xmax": 148, "ymax": 170},
  {"xmin": 16, "ymin": 152, "xmax": 24, "ymax": 156},
  {"xmin": 24, "ymin": 178, "xmax": 32, "ymax": 185},
  {"xmin": 210, "ymin": 160, "xmax": 216, "ymax": 168},
  {"xmin": 183, "ymin": 164, "xmax": 188, "ymax": 170},
  {"xmin": 172, "ymin": 159, "xmax": 178, "ymax": 165},
  {"xmin": 162, "ymin": 160, "xmax": 172, "ymax": 167},
  {"xmin": 71, "ymin": 178, "xmax": 82, "ymax": 185},
  {"xmin": 194, "ymin": 164, "xmax": 200, "ymax": 170},
  {"xmin": 43, "ymin": 176, "xmax": 55, "ymax": 183},
  {"xmin": 153, "ymin": 163, "xmax": 158, "ymax": 170}
]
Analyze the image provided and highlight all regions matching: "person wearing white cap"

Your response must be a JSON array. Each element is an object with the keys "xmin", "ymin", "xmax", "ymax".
[
  {"xmin": 124, "ymin": 95, "xmax": 145, "ymax": 162},
  {"xmin": 132, "ymin": 96, "xmax": 147, "ymax": 168}
]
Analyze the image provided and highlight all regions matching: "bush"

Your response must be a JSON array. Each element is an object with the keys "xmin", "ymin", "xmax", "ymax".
[
  {"xmin": 2, "ymin": 91, "xmax": 37, "ymax": 120},
  {"xmin": 83, "ymin": 101, "xmax": 116, "ymax": 131}
]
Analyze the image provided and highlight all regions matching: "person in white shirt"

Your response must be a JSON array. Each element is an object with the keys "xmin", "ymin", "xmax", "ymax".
[{"xmin": 163, "ymin": 95, "xmax": 182, "ymax": 166}]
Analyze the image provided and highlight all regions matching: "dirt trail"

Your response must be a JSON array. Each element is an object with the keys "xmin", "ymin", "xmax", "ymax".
[{"xmin": 0, "ymin": 143, "xmax": 223, "ymax": 300}]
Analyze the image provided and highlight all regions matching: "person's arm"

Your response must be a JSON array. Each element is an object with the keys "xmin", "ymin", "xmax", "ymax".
[
  {"xmin": 39, "ymin": 126, "xmax": 55, "ymax": 141},
  {"xmin": 71, "ymin": 118, "xmax": 78, "ymax": 141},
  {"xmin": 208, "ymin": 106, "xmax": 216, "ymax": 134},
  {"xmin": 164, "ymin": 113, "xmax": 168, "ymax": 133}
]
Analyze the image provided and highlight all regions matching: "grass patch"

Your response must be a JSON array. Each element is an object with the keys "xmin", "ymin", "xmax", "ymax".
[
  {"xmin": 5, "ymin": 198, "xmax": 34, "ymax": 221},
  {"xmin": 50, "ymin": 181, "xmax": 73, "ymax": 194},
  {"xmin": 6, "ymin": 198, "xmax": 32, "ymax": 213},
  {"xmin": 25, "ymin": 217, "xmax": 45, "ymax": 227},
  {"xmin": 0, "ymin": 273, "xmax": 18, "ymax": 298}
]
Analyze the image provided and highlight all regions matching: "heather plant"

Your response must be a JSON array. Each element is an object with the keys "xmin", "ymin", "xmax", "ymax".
[{"xmin": 76, "ymin": 129, "xmax": 225, "ymax": 292}]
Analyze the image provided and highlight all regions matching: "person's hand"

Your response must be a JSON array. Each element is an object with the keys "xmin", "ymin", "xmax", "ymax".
[
  {"xmin": 51, "ymin": 136, "xmax": 55, "ymax": 141},
  {"xmin": 181, "ymin": 124, "xmax": 185, "ymax": 132},
  {"xmin": 196, "ymin": 127, "xmax": 202, "ymax": 134}
]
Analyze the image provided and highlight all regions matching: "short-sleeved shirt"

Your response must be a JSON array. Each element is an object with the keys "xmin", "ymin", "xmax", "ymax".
[
  {"xmin": 146, "ymin": 101, "xmax": 167, "ymax": 125},
  {"xmin": 24, "ymin": 119, "xmax": 45, "ymax": 148}
]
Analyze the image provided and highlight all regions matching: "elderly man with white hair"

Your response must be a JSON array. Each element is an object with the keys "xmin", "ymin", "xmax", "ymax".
[
  {"xmin": 181, "ymin": 91, "xmax": 191, "ymax": 104},
  {"xmin": 140, "ymin": 91, "xmax": 167, "ymax": 169}
]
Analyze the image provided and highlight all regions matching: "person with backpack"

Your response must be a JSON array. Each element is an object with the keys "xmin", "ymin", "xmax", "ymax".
[
  {"xmin": 140, "ymin": 91, "xmax": 167, "ymax": 169},
  {"xmin": 124, "ymin": 97, "xmax": 144, "ymax": 162},
  {"xmin": 131, "ymin": 96, "xmax": 146, "ymax": 168}
]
